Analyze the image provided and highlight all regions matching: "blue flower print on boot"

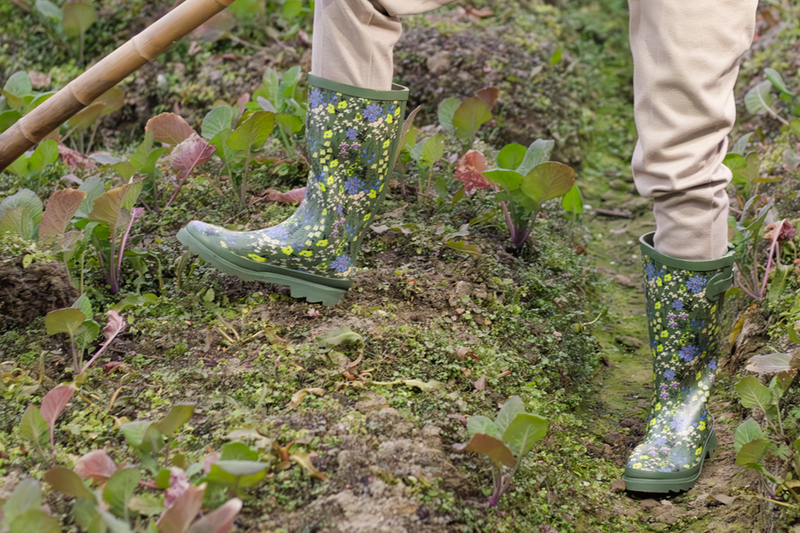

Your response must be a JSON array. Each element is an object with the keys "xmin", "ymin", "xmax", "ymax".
[
  {"xmin": 365, "ymin": 104, "xmax": 382, "ymax": 122},
  {"xmin": 686, "ymin": 275, "xmax": 707, "ymax": 293}
]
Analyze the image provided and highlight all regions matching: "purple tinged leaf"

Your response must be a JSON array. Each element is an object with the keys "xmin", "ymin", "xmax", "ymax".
[
  {"xmin": 475, "ymin": 87, "xmax": 500, "ymax": 108},
  {"xmin": 41, "ymin": 385, "xmax": 75, "ymax": 449},
  {"xmin": 146, "ymin": 113, "xmax": 195, "ymax": 147},
  {"xmin": 453, "ymin": 433, "xmax": 516, "ymax": 467},
  {"xmin": 39, "ymin": 189, "xmax": 86, "ymax": 237},
  {"xmin": 157, "ymin": 483, "xmax": 205, "ymax": 533},
  {"xmin": 73, "ymin": 450, "xmax": 117, "ymax": 483},
  {"xmin": 166, "ymin": 134, "xmax": 216, "ymax": 208},
  {"xmin": 187, "ymin": 498, "xmax": 242, "ymax": 533},
  {"xmin": 455, "ymin": 150, "xmax": 491, "ymax": 195}
]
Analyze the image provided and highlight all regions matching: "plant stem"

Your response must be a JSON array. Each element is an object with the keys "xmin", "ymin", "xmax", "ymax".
[{"xmin": 241, "ymin": 148, "xmax": 252, "ymax": 208}]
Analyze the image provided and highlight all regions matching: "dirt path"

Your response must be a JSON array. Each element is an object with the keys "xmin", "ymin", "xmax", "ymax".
[{"xmin": 584, "ymin": 199, "xmax": 763, "ymax": 532}]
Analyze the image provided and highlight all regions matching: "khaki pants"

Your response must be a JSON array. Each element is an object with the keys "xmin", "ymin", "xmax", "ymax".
[{"xmin": 312, "ymin": 0, "xmax": 759, "ymax": 260}]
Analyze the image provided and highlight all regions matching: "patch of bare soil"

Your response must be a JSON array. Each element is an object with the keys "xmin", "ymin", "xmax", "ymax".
[
  {"xmin": 0, "ymin": 257, "xmax": 78, "ymax": 323},
  {"xmin": 255, "ymin": 394, "xmax": 471, "ymax": 533}
]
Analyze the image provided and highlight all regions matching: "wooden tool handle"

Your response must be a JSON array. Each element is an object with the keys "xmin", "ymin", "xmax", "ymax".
[{"xmin": 0, "ymin": 0, "xmax": 235, "ymax": 171}]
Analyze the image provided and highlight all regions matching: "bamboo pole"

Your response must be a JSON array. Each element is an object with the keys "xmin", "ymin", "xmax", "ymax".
[{"xmin": 0, "ymin": 0, "xmax": 235, "ymax": 171}]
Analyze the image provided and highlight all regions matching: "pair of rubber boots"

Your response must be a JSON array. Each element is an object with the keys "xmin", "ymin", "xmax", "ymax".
[{"xmin": 177, "ymin": 76, "xmax": 736, "ymax": 493}]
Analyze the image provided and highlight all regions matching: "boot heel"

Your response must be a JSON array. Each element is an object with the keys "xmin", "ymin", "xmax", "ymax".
[{"xmin": 288, "ymin": 279, "xmax": 346, "ymax": 306}]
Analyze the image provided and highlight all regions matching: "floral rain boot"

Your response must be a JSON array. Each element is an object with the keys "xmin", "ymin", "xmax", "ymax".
[
  {"xmin": 177, "ymin": 76, "xmax": 408, "ymax": 306},
  {"xmin": 622, "ymin": 232, "xmax": 735, "ymax": 493}
]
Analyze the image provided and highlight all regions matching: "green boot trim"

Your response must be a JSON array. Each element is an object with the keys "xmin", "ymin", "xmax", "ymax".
[
  {"xmin": 177, "ymin": 76, "xmax": 408, "ymax": 305},
  {"xmin": 624, "ymin": 233, "xmax": 734, "ymax": 493}
]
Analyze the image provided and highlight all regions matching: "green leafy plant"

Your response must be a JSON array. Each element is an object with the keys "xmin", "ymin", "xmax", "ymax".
[
  {"xmin": 0, "ymin": 479, "xmax": 59, "ymax": 533},
  {"xmin": 745, "ymin": 68, "xmax": 800, "ymax": 127},
  {"xmin": 19, "ymin": 384, "xmax": 75, "ymax": 460},
  {"xmin": 32, "ymin": 0, "xmax": 97, "ymax": 64},
  {"xmin": 407, "ymin": 133, "xmax": 445, "ymax": 199},
  {"xmin": 247, "ymin": 66, "xmax": 307, "ymax": 152},
  {"xmin": 454, "ymin": 396, "xmax": 547, "ymax": 507},
  {"xmin": 0, "ymin": 71, "xmax": 55, "ymax": 134},
  {"xmin": 203, "ymin": 99, "xmax": 276, "ymax": 207},
  {"xmin": 733, "ymin": 353, "xmax": 800, "ymax": 508},
  {"xmin": 482, "ymin": 140, "xmax": 576, "ymax": 251},
  {"xmin": 7, "ymin": 139, "xmax": 59, "ymax": 192},
  {"xmin": 439, "ymin": 87, "xmax": 498, "ymax": 152}
]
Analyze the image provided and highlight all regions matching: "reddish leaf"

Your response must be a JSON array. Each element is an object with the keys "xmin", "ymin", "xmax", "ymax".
[
  {"xmin": 58, "ymin": 144, "xmax": 95, "ymax": 169},
  {"xmin": 157, "ymin": 483, "xmax": 204, "ymax": 533},
  {"xmin": 187, "ymin": 498, "xmax": 242, "ymax": 533},
  {"xmin": 164, "ymin": 467, "xmax": 190, "ymax": 509},
  {"xmin": 476, "ymin": 87, "xmax": 499, "ymax": 108},
  {"xmin": 473, "ymin": 375, "xmax": 487, "ymax": 391},
  {"xmin": 455, "ymin": 150, "xmax": 491, "ymax": 195},
  {"xmin": 28, "ymin": 71, "xmax": 51, "ymax": 89},
  {"xmin": 39, "ymin": 189, "xmax": 87, "ymax": 237},
  {"xmin": 41, "ymin": 385, "xmax": 75, "ymax": 448},
  {"xmin": 146, "ymin": 113, "xmax": 195, "ymax": 147},
  {"xmin": 102, "ymin": 310, "xmax": 126, "ymax": 341},
  {"xmin": 74, "ymin": 450, "xmax": 117, "ymax": 483},
  {"xmin": 453, "ymin": 433, "xmax": 516, "ymax": 467},
  {"xmin": 266, "ymin": 187, "xmax": 306, "ymax": 203},
  {"xmin": 166, "ymin": 134, "xmax": 216, "ymax": 208}
]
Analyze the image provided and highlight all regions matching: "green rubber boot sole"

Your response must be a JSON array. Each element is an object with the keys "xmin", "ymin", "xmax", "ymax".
[
  {"xmin": 622, "ymin": 422, "xmax": 717, "ymax": 494},
  {"xmin": 177, "ymin": 227, "xmax": 349, "ymax": 306}
]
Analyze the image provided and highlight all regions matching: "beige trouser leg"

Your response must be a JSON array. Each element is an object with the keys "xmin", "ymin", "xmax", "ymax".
[
  {"xmin": 629, "ymin": 0, "xmax": 758, "ymax": 260},
  {"xmin": 311, "ymin": 0, "xmax": 455, "ymax": 91}
]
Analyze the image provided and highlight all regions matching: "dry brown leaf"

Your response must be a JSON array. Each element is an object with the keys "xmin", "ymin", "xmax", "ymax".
[{"xmin": 290, "ymin": 451, "xmax": 328, "ymax": 481}]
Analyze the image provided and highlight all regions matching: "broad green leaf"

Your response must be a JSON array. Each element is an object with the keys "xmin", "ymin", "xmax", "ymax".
[
  {"xmin": 202, "ymin": 105, "xmax": 235, "ymax": 140},
  {"xmin": 28, "ymin": 139, "xmax": 58, "ymax": 174},
  {"xmin": 211, "ymin": 128, "xmax": 239, "ymax": 169},
  {"xmin": 467, "ymin": 415, "xmax": 502, "ymax": 440},
  {"xmin": 282, "ymin": 0, "xmax": 302, "ymax": 19},
  {"xmin": 483, "ymin": 169, "xmax": 522, "ymax": 191},
  {"xmin": 422, "ymin": 135, "xmax": 444, "ymax": 166},
  {"xmin": 316, "ymin": 325, "xmax": 363, "ymax": 347},
  {"xmin": 3, "ymin": 71, "xmax": 32, "ymax": 98},
  {"xmin": 276, "ymin": 113, "xmax": 303, "ymax": 136},
  {"xmin": 71, "ymin": 293, "xmax": 93, "ymax": 319},
  {"xmin": 121, "ymin": 420, "xmax": 152, "ymax": 448},
  {"xmin": 39, "ymin": 189, "xmax": 86, "ymax": 237},
  {"xmin": 67, "ymin": 102, "xmax": 106, "ymax": 132},
  {"xmin": 765, "ymin": 68, "xmax": 794, "ymax": 96},
  {"xmin": 95, "ymin": 87, "xmax": 125, "ymax": 117},
  {"xmin": 128, "ymin": 494, "xmax": 165, "ymax": 517},
  {"xmin": 103, "ymin": 469, "xmax": 140, "ymax": 515},
  {"xmin": 44, "ymin": 307, "xmax": 87, "ymax": 336},
  {"xmin": 495, "ymin": 396, "xmax": 526, "ymax": 435},
  {"xmin": 723, "ymin": 152, "xmax": 760, "ymax": 186},
  {"xmin": 208, "ymin": 461, "xmax": 269, "ymax": 488},
  {"xmin": 768, "ymin": 263, "xmax": 792, "ymax": 303},
  {"xmin": 497, "ymin": 143, "xmax": 527, "ymax": 171},
  {"xmin": 520, "ymin": 162, "xmax": 575, "ymax": 204},
  {"xmin": 1, "ymin": 479, "xmax": 42, "ymax": 525},
  {"xmin": 62, "ymin": 2, "xmax": 96, "ymax": 38},
  {"xmin": 790, "ymin": 119, "xmax": 800, "ymax": 138},
  {"xmin": 736, "ymin": 438, "xmax": 770, "ymax": 467},
  {"xmin": 730, "ymin": 133, "xmax": 753, "ymax": 156},
  {"xmin": 7, "ymin": 509, "xmax": 59, "ymax": 533},
  {"xmin": 445, "ymin": 239, "xmax": 482, "ymax": 257},
  {"xmin": 73, "ymin": 499, "xmax": 103, "ymax": 531},
  {"xmin": 0, "ymin": 189, "xmax": 43, "ymax": 227},
  {"xmin": 111, "ymin": 293, "xmax": 158, "ymax": 312},
  {"xmin": 220, "ymin": 441, "xmax": 258, "ymax": 461},
  {"xmin": 76, "ymin": 176, "xmax": 106, "ymax": 219},
  {"xmin": 744, "ymin": 80, "xmax": 775, "ymax": 115},
  {"xmin": 154, "ymin": 403, "xmax": 196, "ymax": 438},
  {"xmin": 453, "ymin": 433, "xmax": 516, "ymax": 468},
  {"xmin": 736, "ymin": 376, "xmax": 778, "ymax": 420},
  {"xmin": 452, "ymin": 97, "xmax": 491, "ymax": 140},
  {"xmin": 561, "ymin": 185, "xmax": 583, "ymax": 214},
  {"xmin": 437, "ymin": 97, "xmax": 460, "ymax": 135},
  {"xmin": 502, "ymin": 412, "xmax": 548, "ymax": 457},
  {"xmin": 516, "ymin": 139, "xmax": 555, "ymax": 176},
  {"xmin": 0, "ymin": 207, "xmax": 36, "ymax": 240},
  {"xmin": 0, "ymin": 109, "xmax": 22, "ymax": 133},
  {"xmin": 261, "ymin": 68, "xmax": 281, "ymax": 108},
  {"xmin": 228, "ymin": 111, "xmax": 274, "ymax": 151},
  {"xmin": 44, "ymin": 466, "xmax": 95, "ymax": 499},
  {"xmin": 734, "ymin": 419, "xmax": 764, "ymax": 453}
]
